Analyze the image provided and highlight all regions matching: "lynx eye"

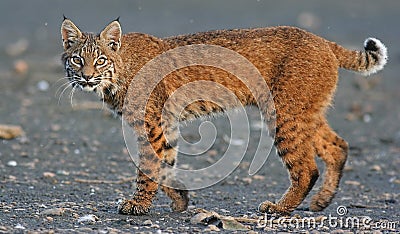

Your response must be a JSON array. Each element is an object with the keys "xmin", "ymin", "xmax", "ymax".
[
  {"xmin": 95, "ymin": 56, "xmax": 108, "ymax": 67},
  {"xmin": 71, "ymin": 56, "xmax": 83, "ymax": 66}
]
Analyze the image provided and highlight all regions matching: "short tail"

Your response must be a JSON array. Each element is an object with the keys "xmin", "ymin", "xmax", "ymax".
[{"xmin": 329, "ymin": 38, "xmax": 388, "ymax": 76}]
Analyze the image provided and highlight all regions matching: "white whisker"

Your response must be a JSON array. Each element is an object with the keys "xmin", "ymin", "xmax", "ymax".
[
  {"xmin": 57, "ymin": 81, "xmax": 77, "ymax": 105},
  {"xmin": 56, "ymin": 80, "xmax": 73, "ymax": 97},
  {"xmin": 69, "ymin": 85, "xmax": 78, "ymax": 108}
]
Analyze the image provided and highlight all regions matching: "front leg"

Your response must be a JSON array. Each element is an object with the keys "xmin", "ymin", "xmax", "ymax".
[
  {"xmin": 118, "ymin": 170, "xmax": 159, "ymax": 215},
  {"xmin": 119, "ymin": 124, "xmax": 163, "ymax": 215}
]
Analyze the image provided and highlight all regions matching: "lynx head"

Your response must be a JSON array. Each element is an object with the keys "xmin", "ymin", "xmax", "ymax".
[{"xmin": 61, "ymin": 18, "xmax": 122, "ymax": 96}]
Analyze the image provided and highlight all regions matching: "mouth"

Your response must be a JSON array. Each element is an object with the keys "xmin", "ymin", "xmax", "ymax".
[
  {"xmin": 70, "ymin": 77, "xmax": 101, "ymax": 92},
  {"xmin": 78, "ymin": 81, "xmax": 100, "ymax": 92}
]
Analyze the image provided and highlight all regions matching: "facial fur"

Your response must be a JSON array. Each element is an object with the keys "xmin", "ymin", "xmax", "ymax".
[{"xmin": 61, "ymin": 19, "xmax": 122, "ymax": 99}]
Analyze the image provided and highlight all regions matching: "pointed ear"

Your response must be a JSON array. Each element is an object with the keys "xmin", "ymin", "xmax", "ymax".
[
  {"xmin": 61, "ymin": 19, "xmax": 82, "ymax": 50},
  {"xmin": 100, "ymin": 20, "xmax": 122, "ymax": 52}
]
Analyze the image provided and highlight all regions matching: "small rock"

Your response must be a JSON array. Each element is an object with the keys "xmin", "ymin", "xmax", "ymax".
[
  {"xmin": 43, "ymin": 172, "xmax": 56, "ymax": 178},
  {"xmin": 208, "ymin": 149, "xmax": 218, "ymax": 157},
  {"xmin": 191, "ymin": 213, "xmax": 211, "ymax": 225},
  {"xmin": 14, "ymin": 60, "xmax": 29, "ymax": 75},
  {"xmin": 37, "ymin": 80, "xmax": 49, "ymax": 92},
  {"xmin": 345, "ymin": 180, "xmax": 361, "ymax": 186},
  {"xmin": 344, "ymin": 165, "xmax": 354, "ymax": 171},
  {"xmin": 6, "ymin": 38, "xmax": 29, "ymax": 56},
  {"xmin": 242, "ymin": 177, "xmax": 252, "ymax": 184},
  {"xmin": 46, "ymin": 216, "xmax": 54, "ymax": 222},
  {"xmin": 370, "ymin": 165, "xmax": 382, "ymax": 172},
  {"xmin": 0, "ymin": 124, "xmax": 24, "ymax": 140},
  {"xmin": 205, "ymin": 224, "xmax": 220, "ymax": 232},
  {"xmin": 7, "ymin": 161, "xmax": 17, "ymax": 167},
  {"xmin": 363, "ymin": 114, "xmax": 372, "ymax": 123},
  {"xmin": 14, "ymin": 224, "xmax": 25, "ymax": 230},
  {"xmin": 41, "ymin": 208, "xmax": 65, "ymax": 216},
  {"xmin": 51, "ymin": 124, "xmax": 61, "ymax": 132},
  {"xmin": 56, "ymin": 170, "xmax": 70, "ymax": 175},
  {"xmin": 151, "ymin": 224, "xmax": 160, "ymax": 229},
  {"xmin": 220, "ymin": 218, "xmax": 249, "ymax": 231},
  {"xmin": 77, "ymin": 214, "xmax": 99, "ymax": 223},
  {"xmin": 253, "ymin": 175, "xmax": 265, "ymax": 180},
  {"xmin": 143, "ymin": 219, "xmax": 152, "ymax": 226}
]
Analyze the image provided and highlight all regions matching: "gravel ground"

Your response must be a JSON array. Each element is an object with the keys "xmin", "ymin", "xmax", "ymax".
[{"xmin": 0, "ymin": 1, "xmax": 399, "ymax": 233}]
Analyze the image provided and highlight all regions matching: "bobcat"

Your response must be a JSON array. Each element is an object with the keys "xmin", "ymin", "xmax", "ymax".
[{"xmin": 60, "ymin": 18, "xmax": 387, "ymax": 215}]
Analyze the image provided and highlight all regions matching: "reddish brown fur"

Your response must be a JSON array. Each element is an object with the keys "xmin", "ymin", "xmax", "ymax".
[{"xmin": 61, "ymin": 19, "xmax": 387, "ymax": 215}]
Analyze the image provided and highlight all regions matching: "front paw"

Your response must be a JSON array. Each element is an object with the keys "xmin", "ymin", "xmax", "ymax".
[
  {"xmin": 118, "ymin": 199, "xmax": 151, "ymax": 215},
  {"xmin": 258, "ymin": 200, "xmax": 290, "ymax": 216}
]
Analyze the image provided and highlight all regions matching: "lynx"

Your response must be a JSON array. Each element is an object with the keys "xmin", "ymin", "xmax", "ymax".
[{"xmin": 60, "ymin": 18, "xmax": 387, "ymax": 215}]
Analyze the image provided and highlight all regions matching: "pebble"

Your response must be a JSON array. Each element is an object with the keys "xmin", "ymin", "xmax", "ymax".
[
  {"xmin": 14, "ymin": 60, "xmax": 29, "ymax": 75},
  {"xmin": 253, "ymin": 175, "xmax": 265, "ymax": 180},
  {"xmin": 242, "ymin": 177, "xmax": 252, "ymax": 184},
  {"xmin": 41, "ymin": 208, "xmax": 65, "ymax": 216},
  {"xmin": 6, "ymin": 38, "xmax": 29, "ymax": 56},
  {"xmin": 370, "ymin": 165, "xmax": 382, "ymax": 172},
  {"xmin": 142, "ymin": 219, "xmax": 153, "ymax": 226},
  {"xmin": 205, "ymin": 224, "xmax": 220, "ymax": 232},
  {"xmin": 344, "ymin": 180, "xmax": 361, "ymax": 186},
  {"xmin": 14, "ymin": 224, "xmax": 25, "ymax": 230},
  {"xmin": 7, "ymin": 161, "xmax": 17, "ymax": 167},
  {"xmin": 363, "ymin": 114, "xmax": 372, "ymax": 123},
  {"xmin": 37, "ymin": 80, "xmax": 50, "ymax": 91},
  {"xmin": 50, "ymin": 124, "xmax": 61, "ymax": 132},
  {"xmin": 0, "ymin": 124, "xmax": 24, "ymax": 140},
  {"xmin": 77, "ymin": 214, "xmax": 99, "ymax": 223},
  {"xmin": 43, "ymin": 172, "xmax": 56, "ymax": 178},
  {"xmin": 151, "ymin": 224, "xmax": 160, "ymax": 229},
  {"xmin": 190, "ymin": 213, "xmax": 210, "ymax": 225}
]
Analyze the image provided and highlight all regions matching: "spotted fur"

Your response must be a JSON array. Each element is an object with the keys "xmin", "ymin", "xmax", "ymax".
[{"xmin": 61, "ymin": 18, "xmax": 387, "ymax": 215}]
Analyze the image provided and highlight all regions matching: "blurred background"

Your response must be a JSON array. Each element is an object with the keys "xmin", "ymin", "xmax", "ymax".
[{"xmin": 1, "ymin": 0, "xmax": 399, "ymax": 149}]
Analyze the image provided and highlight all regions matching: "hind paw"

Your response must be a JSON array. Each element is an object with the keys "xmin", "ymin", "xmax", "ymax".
[
  {"xmin": 258, "ymin": 201, "xmax": 290, "ymax": 215},
  {"xmin": 310, "ymin": 191, "xmax": 334, "ymax": 212}
]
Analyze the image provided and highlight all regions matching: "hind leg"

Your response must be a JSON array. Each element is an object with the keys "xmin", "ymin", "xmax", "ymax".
[
  {"xmin": 310, "ymin": 118, "xmax": 348, "ymax": 211},
  {"xmin": 259, "ymin": 116, "xmax": 319, "ymax": 215},
  {"xmin": 159, "ymin": 124, "xmax": 189, "ymax": 212}
]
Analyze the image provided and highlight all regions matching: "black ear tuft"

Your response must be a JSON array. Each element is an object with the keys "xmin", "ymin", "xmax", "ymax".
[
  {"xmin": 115, "ymin": 17, "xmax": 120, "ymax": 22},
  {"xmin": 63, "ymin": 14, "xmax": 68, "ymax": 20}
]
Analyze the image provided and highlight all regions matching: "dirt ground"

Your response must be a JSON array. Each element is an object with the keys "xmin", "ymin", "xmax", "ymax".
[{"xmin": 0, "ymin": 0, "xmax": 399, "ymax": 233}]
